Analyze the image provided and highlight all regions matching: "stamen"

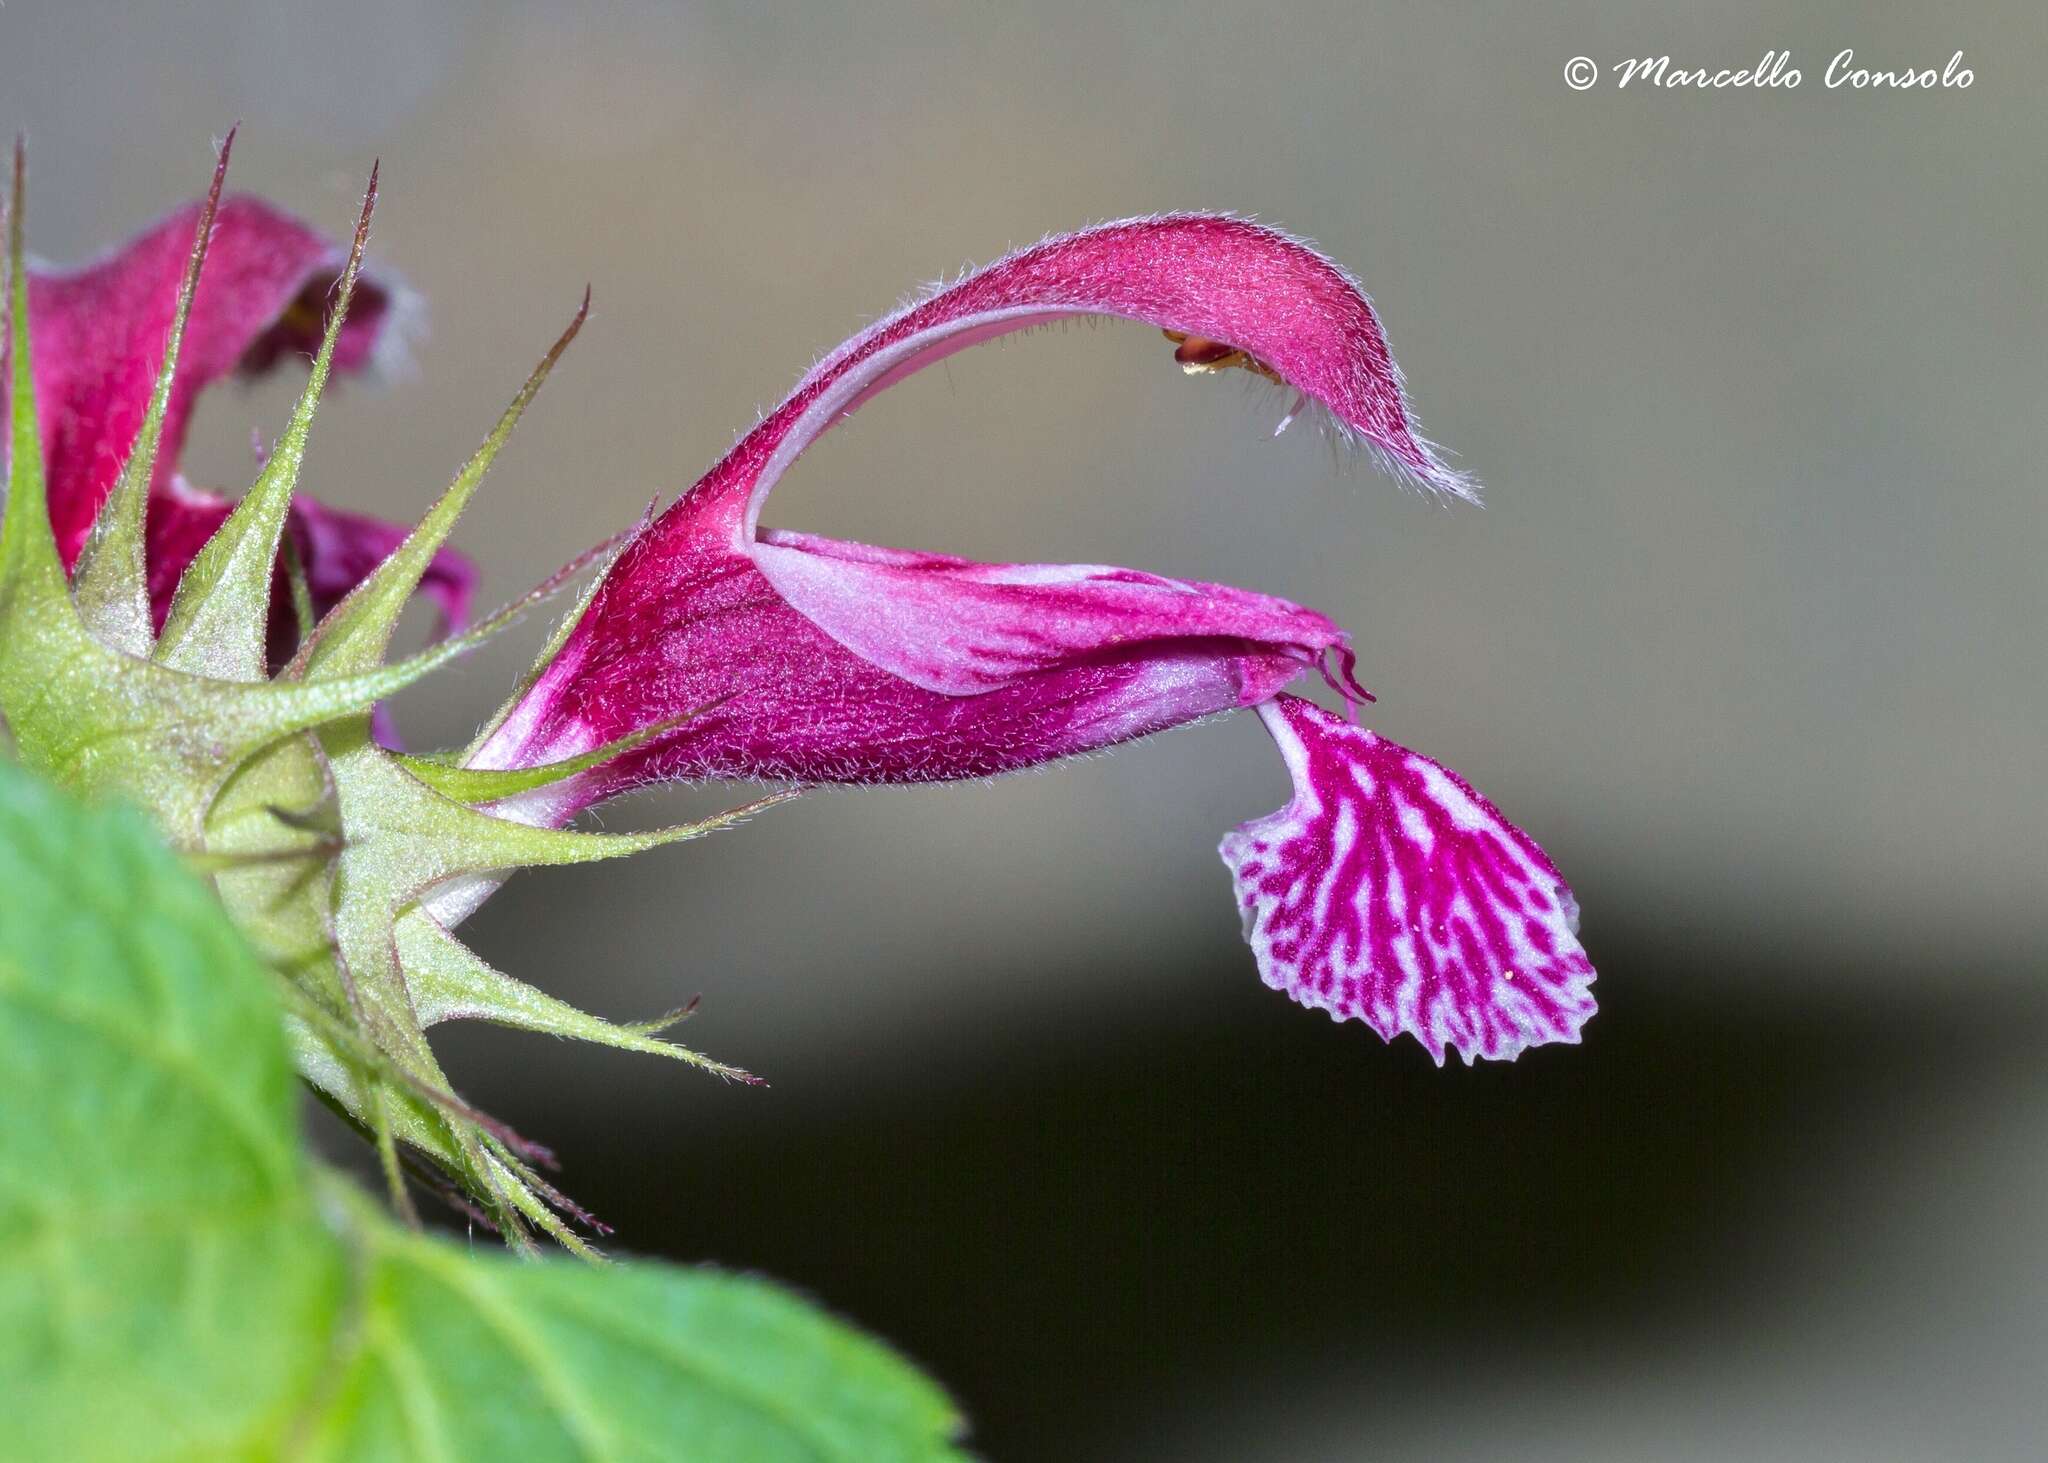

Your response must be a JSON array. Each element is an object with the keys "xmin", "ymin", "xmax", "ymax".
[
  {"xmin": 1162, "ymin": 328, "xmax": 1284, "ymax": 384},
  {"xmin": 1316, "ymin": 645, "xmax": 1375, "ymax": 718}
]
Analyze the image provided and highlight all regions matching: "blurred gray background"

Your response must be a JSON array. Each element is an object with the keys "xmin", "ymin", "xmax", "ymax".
[{"xmin": 5, "ymin": 1, "xmax": 2045, "ymax": 1457}]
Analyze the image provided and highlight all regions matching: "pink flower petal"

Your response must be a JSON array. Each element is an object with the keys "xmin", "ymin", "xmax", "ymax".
[
  {"xmin": 1220, "ymin": 694, "xmax": 1595, "ymax": 1064},
  {"xmin": 752, "ymin": 529, "xmax": 1339, "ymax": 697},
  {"xmin": 4, "ymin": 191, "xmax": 470, "ymax": 664},
  {"xmin": 724, "ymin": 213, "xmax": 1474, "ymax": 535},
  {"xmin": 479, "ymin": 514, "xmax": 1319, "ymax": 802},
  {"xmin": 490, "ymin": 214, "xmax": 1463, "ymax": 799},
  {"xmin": 15, "ymin": 195, "xmax": 404, "ymax": 561}
]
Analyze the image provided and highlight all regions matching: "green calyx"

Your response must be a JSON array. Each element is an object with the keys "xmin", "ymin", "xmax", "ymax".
[{"xmin": 0, "ymin": 140, "xmax": 784, "ymax": 1250}]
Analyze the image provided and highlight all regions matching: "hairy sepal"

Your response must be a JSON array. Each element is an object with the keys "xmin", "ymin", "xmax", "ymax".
[
  {"xmin": 71, "ymin": 131, "xmax": 238, "ymax": 655},
  {"xmin": 397, "ymin": 705, "xmax": 713, "ymax": 805},
  {"xmin": 154, "ymin": 166, "xmax": 377, "ymax": 680},
  {"xmin": 0, "ymin": 145, "xmax": 784, "ymax": 1247},
  {"xmin": 290, "ymin": 288, "xmax": 588, "ymax": 682}
]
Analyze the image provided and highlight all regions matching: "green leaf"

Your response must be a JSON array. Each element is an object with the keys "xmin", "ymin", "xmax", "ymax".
[
  {"xmin": 0, "ymin": 758, "xmax": 345, "ymax": 1460},
  {"xmin": 0, "ymin": 761, "xmax": 966, "ymax": 1461},
  {"xmin": 302, "ymin": 1222, "xmax": 963, "ymax": 1462}
]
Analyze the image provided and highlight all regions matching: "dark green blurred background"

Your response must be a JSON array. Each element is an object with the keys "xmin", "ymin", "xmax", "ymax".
[{"xmin": 5, "ymin": 1, "xmax": 2044, "ymax": 1456}]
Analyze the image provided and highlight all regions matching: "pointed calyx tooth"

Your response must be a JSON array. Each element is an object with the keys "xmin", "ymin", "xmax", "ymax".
[
  {"xmin": 73, "ymin": 128, "xmax": 239, "ymax": 657},
  {"xmin": 1, "ymin": 144, "xmax": 802, "ymax": 1252},
  {"xmin": 286, "ymin": 495, "xmax": 615, "ymax": 723},
  {"xmin": 153, "ymin": 164, "xmax": 380, "ymax": 681},
  {"xmin": 363, "ymin": 737, "xmax": 796, "ymax": 887},
  {"xmin": 2, "ymin": 135, "xmax": 71, "ymax": 601},
  {"xmin": 397, "ymin": 700, "xmax": 725, "ymax": 806},
  {"xmin": 395, "ymin": 909, "xmax": 755, "ymax": 1081},
  {"xmin": 292, "ymin": 287, "xmax": 591, "ymax": 682}
]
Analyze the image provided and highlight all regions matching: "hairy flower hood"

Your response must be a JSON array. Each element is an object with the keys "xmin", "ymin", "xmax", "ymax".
[
  {"xmin": 1, "ymin": 187, "xmax": 471, "ymax": 649},
  {"xmin": 472, "ymin": 215, "xmax": 1596, "ymax": 1065}
]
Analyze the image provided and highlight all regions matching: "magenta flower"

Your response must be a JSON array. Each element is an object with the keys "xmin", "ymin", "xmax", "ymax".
[
  {"xmin": 1, "ymin": 137, "xmax": 1599, "ymax": 1246},
  {"xmin": 2, "ymin": 177, "xmax": 471, "ymax": 653},
  {"xmin": 468, "ymin": 215, "xmax": 1597, "ymax": 1064}
]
